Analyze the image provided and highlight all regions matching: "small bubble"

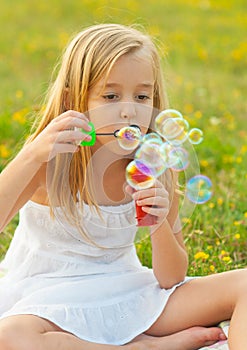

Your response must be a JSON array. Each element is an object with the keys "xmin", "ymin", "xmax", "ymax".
[
  {"xmin": 188, "ymin": 128, "xmax": 204, "ymax": 144},
  {"xmin": 186, "ymin": 175, "xmax": 212, "ymax": 204},
  {"xmin": 117, "ymin": 126, "xmax": 141, "ymax": 150}
]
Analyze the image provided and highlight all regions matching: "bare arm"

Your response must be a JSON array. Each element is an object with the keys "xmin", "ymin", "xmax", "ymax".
[
  {"xmin": 0, "ymin": 110, "xmax": 91, "ymax": 232},
  {"xmin": 150, "ymin": 221, "xmax": 188, "ymax": 289},
  {"xmin": 0, "ymin": 145, "xmax": 43, "ymax": 231},
  {"xmin": 128, "ymin": 179, "xmax": 188, "ymax": 289}
]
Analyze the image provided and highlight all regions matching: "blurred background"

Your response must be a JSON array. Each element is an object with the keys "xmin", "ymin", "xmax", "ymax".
[{"xmin": 0, "ymin": 0, "xmax": 246, "ymax": 274}]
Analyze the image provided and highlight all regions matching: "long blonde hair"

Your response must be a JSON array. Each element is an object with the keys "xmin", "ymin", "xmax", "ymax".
[{"xmin": 26, "ymin": 23, "xmax": 172, "ymax": 243}]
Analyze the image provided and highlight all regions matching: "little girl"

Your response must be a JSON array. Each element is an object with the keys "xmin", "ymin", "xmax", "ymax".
[{"xmin": 0, "ymin": 23, "xmax": 246, "ymax": 350}]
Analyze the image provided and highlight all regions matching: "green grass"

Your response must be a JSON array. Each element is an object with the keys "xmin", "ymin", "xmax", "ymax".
[{"xmin": 0, "ymin": 0, "xmax": 246, "ymax": 275}]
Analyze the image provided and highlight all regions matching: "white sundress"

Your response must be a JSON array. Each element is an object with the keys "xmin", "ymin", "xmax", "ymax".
[{"xmin": 0, "ymin": 200, "xmax": 191, "ymax": 345}]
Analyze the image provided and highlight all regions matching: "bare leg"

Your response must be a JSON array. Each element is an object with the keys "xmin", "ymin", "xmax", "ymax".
[
  {"xmin": 145, "ymin": 269, "xmax": 247, "ymax": 350},
  {"xmin": 228, "ymin": 293, "xmax": 247, "ymax": 350},
  {"xmin": 0, "ymin": 314, "xmax": 226, "ymax": 350}
]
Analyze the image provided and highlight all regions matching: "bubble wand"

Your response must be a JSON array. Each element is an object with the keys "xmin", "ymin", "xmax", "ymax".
[{"xmin": 80, "ymin": 122, "xmax": 141, "ymax": 146}]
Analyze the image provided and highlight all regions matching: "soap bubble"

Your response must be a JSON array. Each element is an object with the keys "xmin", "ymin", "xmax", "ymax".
[
  {"xmin": 188, "ymin": 128, "xmax": 204, "ymax": 144},
  {"xmin": 155, "ymin": 109, "xmax": 183, "ymax": 135},
  {"xmin": 126, "ymin": 160, "xmax": 155, "ymax": 190},
  {"xmin": 159, "ymin": 142, "xmax": 177, "ymax": 168},
  {"xmin": 186, "ymin": 175, "xmax": 212, "ymax": 204},
  {"xmin": 155, "ymin": 117, "xmax": 189, "ymax": 145},
  {"xmin": 141, "ymin": 133, "xmax": 163, "ymax": 146},
  {"xmin": 135, "ymin": 143, "xmax": 167, "ymax": 177},
  {"xmin": 169, "ymin": 147, "xmax": 189, "ymax": 172},
  {"xmin": 116, "ymin": 126, "xmax": 141, "ymax": 150}
]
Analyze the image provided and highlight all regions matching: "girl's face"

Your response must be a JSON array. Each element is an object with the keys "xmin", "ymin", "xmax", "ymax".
[{"xmin": 87, "ymin": 50, "xmax": 155, "ymax": 154}]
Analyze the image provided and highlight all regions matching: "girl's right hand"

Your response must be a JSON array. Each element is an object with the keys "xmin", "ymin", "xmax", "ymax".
[{"xmin": 27, "ymin": 110, "xmax": 92, "ymax": 164}]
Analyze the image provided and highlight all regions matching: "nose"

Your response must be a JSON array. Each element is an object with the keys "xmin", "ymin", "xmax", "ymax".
[{"xmin": 120, "ymin": 102, "xmax": 136, "ymax": 123}]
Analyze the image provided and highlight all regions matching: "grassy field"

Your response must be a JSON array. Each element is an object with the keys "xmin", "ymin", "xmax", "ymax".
[{"xmin": 0, "ymin": 0, "xmax": 246, "ymax": 275}]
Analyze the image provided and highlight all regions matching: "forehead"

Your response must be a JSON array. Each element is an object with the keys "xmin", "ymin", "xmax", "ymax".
[
  {"xmin": 99, "ymin": 50, "xmax": 155, "ymax": 89},
  {"xmin": 113, "ymin": 50, "xmax": 153, "ymax": 76}
]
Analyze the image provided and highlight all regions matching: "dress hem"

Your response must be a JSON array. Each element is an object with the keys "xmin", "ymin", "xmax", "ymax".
[{"xmin": 0, "ymin": 281, "xmax": 190, "ymax": 346}]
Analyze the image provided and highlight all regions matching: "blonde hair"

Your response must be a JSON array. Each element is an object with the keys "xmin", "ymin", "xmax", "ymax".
[{"xmin": 27, "ymin": 23, "xmax": 173, "ymax": 243}]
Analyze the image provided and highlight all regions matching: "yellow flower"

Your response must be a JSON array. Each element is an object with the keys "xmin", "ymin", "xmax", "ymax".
[
  {"xmin": 0, "ymin": 145, "xmax": 11, "ymax": 158},
  {"xmin": 231, "ymin": 49, "xmax": 242, "ymax": 61},
  {"xmin": 200, "ymin": 159, "xmax": 209, "ymax": 167},
  {"xmin": 184, "ymin": 103, "xmax": 194, "ymax": 114},
  {"xmin": 194, "ymin": 251, "xmax": 209, "ymax": 260},
  {"xmin": 15, "ymin": 90, "xmax": 23, "ymax": 99},
  {"xmin": 236, "ymin": 157, "xmax": 242, "ymax": 164},
  {"xmin": 209, "ymin": 265, "xmax": 215, "ymax": 272},
  {"xmin": 12, "ymin": 108, "xmax": 29, "ymax": 124},
  {"xmin": 240, "ymin": 145, "xmax": 247, "ymax": 155},
  {"xmin": 234, "ymin": 233, "xmax": 240, "ymax": 240},
  {"xmin": 194, "ymin": 110, "xmax": 202, "ymax": 119},
  {"xmin": 198, "ymin": 48, "xmax": 208, "ymax": 61},
  {"xmin": 222, "ymin": 155, "xmax": 234, "ymax": 164},
  {"xmin": 217, "ymin": 197, "xmax": 223, "ymax": 206},
  {"xmin": 244, "ymin": 212, "xmax": 247, "ymax": 218},
  {"xmin": 227, "ymin": 122, "xmax": 236, "ymax": 131},
  {"xmin": 222, "ymin": 256, "xmax": 232, "ymax": 263},
  {"xmin": 207, "ymin": 245, "xmax": 213, "ymax": 250},
  {"xmin": 233, "ymin": 221, "xmax": 241, "ymax": 226},
  {"xmin": 215, "ymin": 239, "xmax": 220, "ymax": 246},
  {"xmin": 182, "ymin": 217, "xmax": 191, "ymax": 224},
  {"xmin": 208, "ymin": 203, "xmax": 215, "ymax": 208}
]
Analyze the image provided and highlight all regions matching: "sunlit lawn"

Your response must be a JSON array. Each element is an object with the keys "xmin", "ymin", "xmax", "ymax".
[{"xmin": 0, "ymin": 0, "xmax": 246, "ymax": 275}]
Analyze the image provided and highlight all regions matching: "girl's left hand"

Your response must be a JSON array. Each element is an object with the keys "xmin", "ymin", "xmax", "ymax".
[{"xmin": 125, "ymin": 179, "xmax": 170, "ymax": 224}]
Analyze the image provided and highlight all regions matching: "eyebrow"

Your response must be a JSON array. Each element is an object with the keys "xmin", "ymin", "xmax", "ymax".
[{"xmin": 100, "ymin": 82, "xmax": 154, "ymax": 89}]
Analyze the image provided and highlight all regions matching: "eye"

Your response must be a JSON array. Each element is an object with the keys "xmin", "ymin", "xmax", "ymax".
[
  {"xmin": 136, "ymin": 95, "xmax": 151, "ymax": 101},
  {"xmin": 102, "ymin": 94, "xmax": 119, "ymax": 100}
]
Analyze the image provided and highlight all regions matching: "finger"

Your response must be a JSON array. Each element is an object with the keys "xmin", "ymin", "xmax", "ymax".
[
  {"xmin": 55, "ymin": 130, "xmax": 91, "ymax": 144},
  {"xmin": 125, "ymin": 185, "xmax": 136, "ymax": 195},
  {"xmin": 133, "ymin": 187, "xmax": 168, "ymax": 201},
  {"xmin": 141, "ymin": 205, "xmax": 169, "ymax": 217},
  {"xmin": 53, "ymin": 110, "xmax": 89, "ymax": 123},
  {"xmin": 52, "ymin": 114, "xmax": 91, "ymax": 132},
  {"xmin": 56, "ymin": 118, "xmax": 92, "ymax": 132},
  {"xmin": 136, "ymin": 196, "xmax": 169, "ymax": 207}
]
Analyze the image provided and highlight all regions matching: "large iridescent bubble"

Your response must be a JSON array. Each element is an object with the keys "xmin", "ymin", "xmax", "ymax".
[
  {"xmin": 135, "ymin": 143, "xmax": 167, "ymax": 177},
  {"xmin": 126, "ymin": 160, "xmax": 155, "ymax": 190}
]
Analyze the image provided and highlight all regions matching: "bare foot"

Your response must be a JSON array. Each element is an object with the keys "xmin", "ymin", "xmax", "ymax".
[{"xmin": 128, "ymin": 326, "xmax": 227, "ymax": 350}]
